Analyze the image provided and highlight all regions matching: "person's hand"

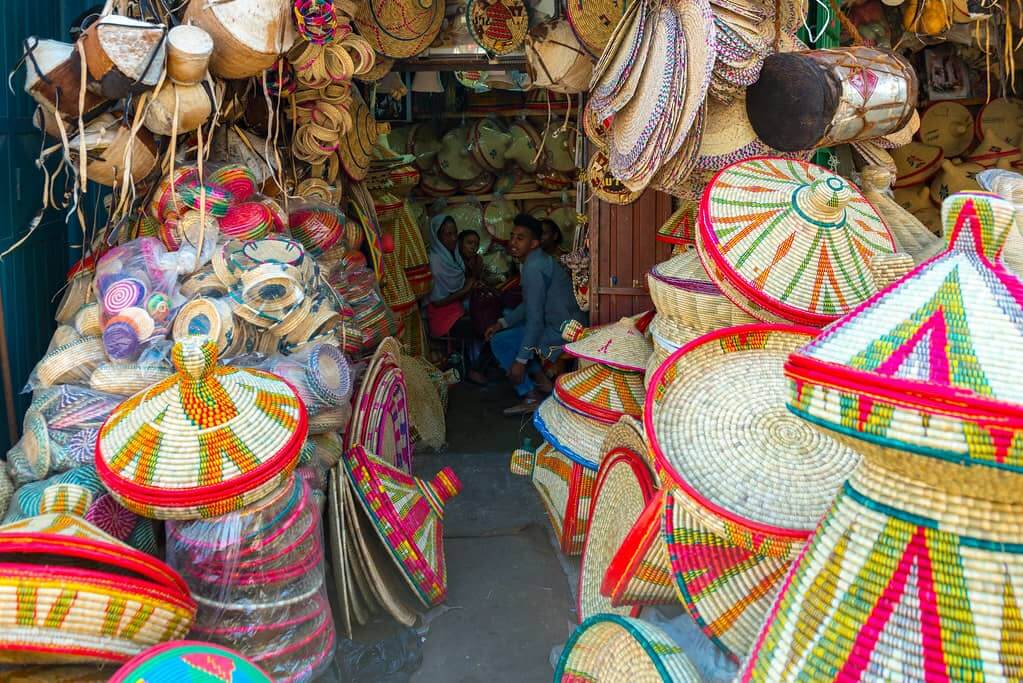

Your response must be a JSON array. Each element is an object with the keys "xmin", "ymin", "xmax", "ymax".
[
  {"xmin": 508, "ymin": 361, "xmax": 526, "ymax": 385},
  {"xmin": 484, "ymin": 323, "xmax": 502, "ymax": 341}
]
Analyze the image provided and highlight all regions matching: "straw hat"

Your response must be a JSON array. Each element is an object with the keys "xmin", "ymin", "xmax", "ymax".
[
  {"xmin": 555, "ymin": 614, "xmax": 702, "ymax": 682},
  {"xmin": 563, "ymin": 317, "xmax": 652, "ymax": 372},
  {"xmin": 96, "ymin": 337, "xmax": 305, "ymax": 520},
  {"xmin": 647, "ymin": 250, "xmax": 756, "ymax": 333},
  {"xmin": 354, "ymin": 0, "xmax": 444, "ymax": 58},
  {"xmin": 976, "ymin": 96, "xmax": 1023, "ymax": 146},
  {"xmin": 467, "ymin": 0, "xmax": 529, "ymax": 55},
  {"xmin": 0, "ymin": 512, "xmax": 195, "ymax": 663},
  {"xmin": 577, "ymin": 419, "xmax": 655, "ymax": 622},
  {"xmin": 698, "ymin": 157, "xmax": 896, "ymax": 327},
  {"xmin": 111, "ymin": 642, "xmax": 271, "ymax": 682},
  {"xmin": 554, "ymin": 363, "xmax": 644, "ymax": 425},
  {"xmin": 510, "ymin": 440, "xmax": 598, "ymax": 555},
  {"xmin": 343, "ymin": 445, "xmax": 461, "ymax": 606},
  {"xmin": 891, "ymin": 141, "xmax": 944, "ymax": 188},
  {"xmin": 646, "ymin": 323, "xmax": 862, "ymax": 659},
  {"xmin": 586, "ymin": 151, "xmax": 642, "ymax": 205}
]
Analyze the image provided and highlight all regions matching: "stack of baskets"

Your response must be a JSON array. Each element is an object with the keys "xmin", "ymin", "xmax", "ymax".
[{"xmin": 510, "ymin": 318, "xmax": 652, "ymax": 555}]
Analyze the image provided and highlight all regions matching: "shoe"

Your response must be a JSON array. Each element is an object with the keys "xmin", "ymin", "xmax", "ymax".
[{"xmin": 502, "ymin": 397, "xmax": 539, "ymax": 416}]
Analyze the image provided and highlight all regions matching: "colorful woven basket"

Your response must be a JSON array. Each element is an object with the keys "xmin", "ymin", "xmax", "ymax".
[
  {"xmin": 96, "ymin": 337, "xmax": 306, "ymax": 520},
  {"xmin": 343, "ymin": 445, "xmax": 461, "ymax": 607},
  {"xmin": 698, "ymin": 157, "xmax": 897, "ymax": 327},
  {"xmin": 554, "ymin": 363, "xmax": 645, "ymax": 425},
  {"xmin": 467, "ymin": 0, "xmax": 529, "ymax": 55},
  {"xmin": 747, "ymin": 191, "xmax": 1023, "ymax": 675},
  {"xmin": 602, "ymin": 489, "xmax": 676, "ymax": 608},
  {"xmin": 656, "ymin": 200, "xmax": 698, "ymax": 248},
  {"xmin": 563, "ymin": 317, "xmax": 653, "ymax": 372},
  {"xmin": 535, "ymin": 395, "xmax": 610, "ymax": 469},
  {"xmin": 510, "ymin": 440, "xmax": 597, "ymax": 555},
  {"xmin": 577, "ymin": 417, "xmax": 656, "ymax": 622},
  {"xmin": 0, "ymin": 513, "xmax": 195, "ymax": 664},
  {"xmin": 110, "ymin": 641, "xmax": 271, "ymax": 682},
  {"xmin": 646, "ymin": 323, "xmax": 862, "ymax": 661},
  {"xmin": 647, "ymin": 250, "xmax": 757, "ymax": 335},
  {"xmin": 555, "ymin": 614, "xmax": 703, "ymax": 682}
]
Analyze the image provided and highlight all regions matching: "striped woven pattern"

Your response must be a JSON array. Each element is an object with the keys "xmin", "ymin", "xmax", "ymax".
[
  {"xmin": 0, "ymin": 514, "xmax": 194, "ymax": 664},
  {"xmin": 530, "ymin": 442, "xmax": 597, "ymax": 555},
  {"xmin": 787, "ymin": 191, "xmax": 1023, "ymax": 472},
  {"xmin": 603, "ymin": 490, "xmax": 677, "ymax": 608},
  {"xmin": 699, "ymin": 157, "xmax": 896, "ymax": 327},
  {"xmin": 554, "ymin": 363, "xmax": 645, "ymax": 424},
  {"xmin": 96, "ymin": 338, "xmax": 305, "ymax": 520},
  {"xmin": 342, "ymin": 445, "xmax": 461, "ymax": 606},
  {"xmin": 556, "ymin": 614, "xmax": 702, "ymax": 682},
  {"xmin": 657, "ymin": 200, "xmax": 699, "ymax": 247}
]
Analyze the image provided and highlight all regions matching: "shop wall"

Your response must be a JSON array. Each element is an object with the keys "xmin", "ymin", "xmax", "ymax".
[
  {"xmin": 589, "ymin": 190, "xmax": 674, "ymax": 325},
  {"xmin": 0, "ymin": 1, "xmax": 96, "ymax": 448}
]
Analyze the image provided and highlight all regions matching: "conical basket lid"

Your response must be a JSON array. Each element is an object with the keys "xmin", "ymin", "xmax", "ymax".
[
  {"xmin": 110, "ymin": 642, "xmax": 271, "ymax": 683},
  {"xmin": 97, "ymin": 336, "xmax": 306, "ymax": 520},
  {"xmin": 787, "ymin": 190, "xmax": 1023, "ymax": 473},
  {"xmin": 646, "ymin": 324, "xmax": 861, "ymax": 536},
  {"xmin": 535, "ymin": 396, "xmax": 610, "ymax": 469},
  {"xmin": 563, "ymin": 318, "xmax": 653, "ymax": 371},
  {"xmin": 698, "ymin": 157, "xmax": 897, "ymax": 327},
  {"xmin": 656, "ymin": 200, "xmax": 698, "ymax": 246},
  {"xmin": 342, "ymin": 445, "xmax": 462, "ymax": 607},
  {"xmin": 554, "ymin": 363, "xmax": 645, "ymax": 424}
]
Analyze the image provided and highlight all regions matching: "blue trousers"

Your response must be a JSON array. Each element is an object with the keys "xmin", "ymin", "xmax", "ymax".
[{"xmin": 491, "ymin": 326, "xmax": 538, "ymax": 397}]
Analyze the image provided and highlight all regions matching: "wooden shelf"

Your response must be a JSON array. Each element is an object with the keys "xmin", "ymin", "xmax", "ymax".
[
  {"xmin": 437, "ymin": 110, "xmax": 572, "ymax": 119},
  {"xmin": 425, "ymin": 190, "xmax": 577, "ymax": 204}
]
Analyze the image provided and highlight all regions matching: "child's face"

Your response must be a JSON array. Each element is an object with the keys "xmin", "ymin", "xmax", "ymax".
[{"xmin": 461, "ymin": 234, "xmax": 480, "ymax": 257}]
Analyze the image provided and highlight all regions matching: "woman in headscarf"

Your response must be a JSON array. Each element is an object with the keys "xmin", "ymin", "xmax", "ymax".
[{"xmin": 427, "ymin": 214, "xmax": 475, "ymax": 338}]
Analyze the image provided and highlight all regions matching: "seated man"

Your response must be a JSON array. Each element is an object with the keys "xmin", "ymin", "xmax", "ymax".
[{"xmin": 485, "ymin": 214, "xmax": 586, "ymax": 416}]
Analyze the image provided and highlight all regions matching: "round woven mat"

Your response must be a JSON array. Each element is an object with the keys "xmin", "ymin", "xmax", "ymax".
[
  {"xmin": 467, "ymin": 0, "xmax": 529, "ymax": 55},
  {"xmin": 646, "ymin": 324, "xmax": 862, "ymax": 534},
  {"xmin": 340, "ymin": 88, "xmax": 380, "ymax": 182},
  {"xmin": 566, "ymin": 0, "xmax": 628, "ymax": 58},
  {"xmin": 586, "ymin": 151, "xmax": 642, "ymax": 205}
]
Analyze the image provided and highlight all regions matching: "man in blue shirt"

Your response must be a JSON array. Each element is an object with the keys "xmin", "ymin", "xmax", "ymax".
[{"xmin": 485, "ymin": 214, "xmax": 586, "ymax": 416}]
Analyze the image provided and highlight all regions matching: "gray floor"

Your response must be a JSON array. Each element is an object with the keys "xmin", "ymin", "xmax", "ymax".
[{"xmin": 324, "ymin": 380, "xmax": 576, "ymax": 682}]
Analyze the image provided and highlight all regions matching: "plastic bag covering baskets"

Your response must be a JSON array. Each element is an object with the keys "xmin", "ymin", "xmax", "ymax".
[
  {"xmin": 110, "ymin": 641, "xmax": 271, "ymax": 682},
  {"xmin": 96, "ymin": 337, "xmax": 306, "ymax": 520},
  {"xmin": 555, "ymin": 614, "xmax": 703, "ymax": 682},
  {"xmin": 645, "ymin": 324, "xmax": 861, "ymax": 661},
  {"xmin": 0, "ymin": 513, "xmax": 195, "ymax": 664},
  {"xmin": 742, "ymin": 192, "xmax": 1023, "ymax": 681},
  {"xmin": 698, "ymin": 157, "xmax": 896, "ymax": 327},
  {"xmin": 343, "ymin": 445, "xmax": 462, "ymax": 607}
]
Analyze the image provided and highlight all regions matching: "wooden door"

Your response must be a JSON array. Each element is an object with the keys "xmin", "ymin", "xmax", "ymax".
[{"xmin": 588, "ymin": 190, "xmax": 674, "ymax": 324}]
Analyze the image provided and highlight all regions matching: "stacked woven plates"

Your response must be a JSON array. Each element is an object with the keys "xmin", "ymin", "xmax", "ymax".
[
  {"xmin": 744, "ymin": 192, "xmax": 1023, "ymax": 681},
  {"xmin": 347, "ymin": 338, "xmax": 414, "ymax": 473},
  {"xmin": 167, "ymin": 472, "xmax": 336, "ymax": 680},
  {"xmin": 646, "ymin": 324, "xmax": 861, "ymax": 662},
  {"xmin": 96, "ymin": 337, "xmax": 306, "ymax": 520},
  {"xmin": 588, "ymin": 0, "xmax": 714, "ymax": 193},
  {"xmin": 511, "ymin": 319, "xmax": 652, "ymax": 555},
  {"xmin": 328, "ymin": 446, "xmax": 461, "ymax": 635}
]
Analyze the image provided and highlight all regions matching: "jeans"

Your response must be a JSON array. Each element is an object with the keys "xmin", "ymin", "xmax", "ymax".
[{"xmin": 491, "ymin": 325, "xmax": 537, "ymax": 397}]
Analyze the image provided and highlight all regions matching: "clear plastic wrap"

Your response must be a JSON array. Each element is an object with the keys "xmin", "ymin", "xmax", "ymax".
[
  {"xmin": 167, "ymin": 471, "xmax": 335, "ymax": 682},
  {"xmin": 288, "ymin": 199, "xmax": 346, "ymax": 256},
  {"xmin": 92, "ymin": 238, "xmax": 184, "ymax": 361}
]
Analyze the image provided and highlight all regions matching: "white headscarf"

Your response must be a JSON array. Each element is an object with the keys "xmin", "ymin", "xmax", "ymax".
[{"xmin": 428, "ymin": 214, "xmax": 465, "ymax": 302}]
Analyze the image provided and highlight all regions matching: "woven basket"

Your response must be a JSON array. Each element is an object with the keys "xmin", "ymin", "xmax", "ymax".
[
  {"xmin": 35, "ymin": 336, "xmax": 106, "ymax": 388},
  {"xmin": 656, "ymin": 200, "xmax": 698, "ymax": 248},
  {"xmin": 554, "ymin": 363, "xmax": 644, "ymax": 425},
  {"xmin": 563, "ymin": 318, "xmax": 652, "ymax": 372},
  {"xmin": 397, "ymin": 354, "xmax": 446, "ymax": 451},
  {"xmin": 510, "ymin": 441, "xmax": 597, "ymax": 555},
  {"xmin": 343, "ymin": 446, "xmax": 461, "ymax": 607},
  {"xmin": 699, "ymin": 157, "xmax": 896, "ymax": 327},
  {"xmin": 110, "ymin": 641, "xmax": 270, "ymax": 682},
  {"xmin": 183, "ymin": 0, "xmax": 295, "ymax": 79},
  {"xmin": 646, "ymin": 324, "xmax": 862, "ymax": 659},
  {"xmin": 89, "ymin": 362, "xmax": 173, "ymax": 397},
  {"xmin": 353, "ymin": 0, "xmax": 444, "ymax": 58},
  {"xmin": 96, "ymin": 338, "xmax": 305, "ymax": 520},
  {"xmin": 0, "ymin": 513, "xmax": 194, "ymax": 664},
  {"xmin": 647, "ymin": 251, "xmax": 756, "ymax": 332},
  {"xmin": 602, "ymin": 489, "xmax": 676, "ymax": 608},
  {"xmin": 467, "ymin": 0, "xmax": 529, "ymax": 55},
  {"xmin": 556, "ymin": 614, "xmax": 703, "ymax": 682},
  {"xmin": 347, "ymin": 338, "xmax": 413, "ymax": 472},
  {"xmin": 577, "ymin": 418, "xmax": 656, "ymax": 622},
  {"xmin": 535, "ymin": 396, "xmax": 610, "ymax": 470}
]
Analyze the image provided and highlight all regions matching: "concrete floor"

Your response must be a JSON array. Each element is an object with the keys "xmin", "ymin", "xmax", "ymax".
[{"xmin": 321, "ymin": 380, "xmax": 576, "ymax": 682}]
